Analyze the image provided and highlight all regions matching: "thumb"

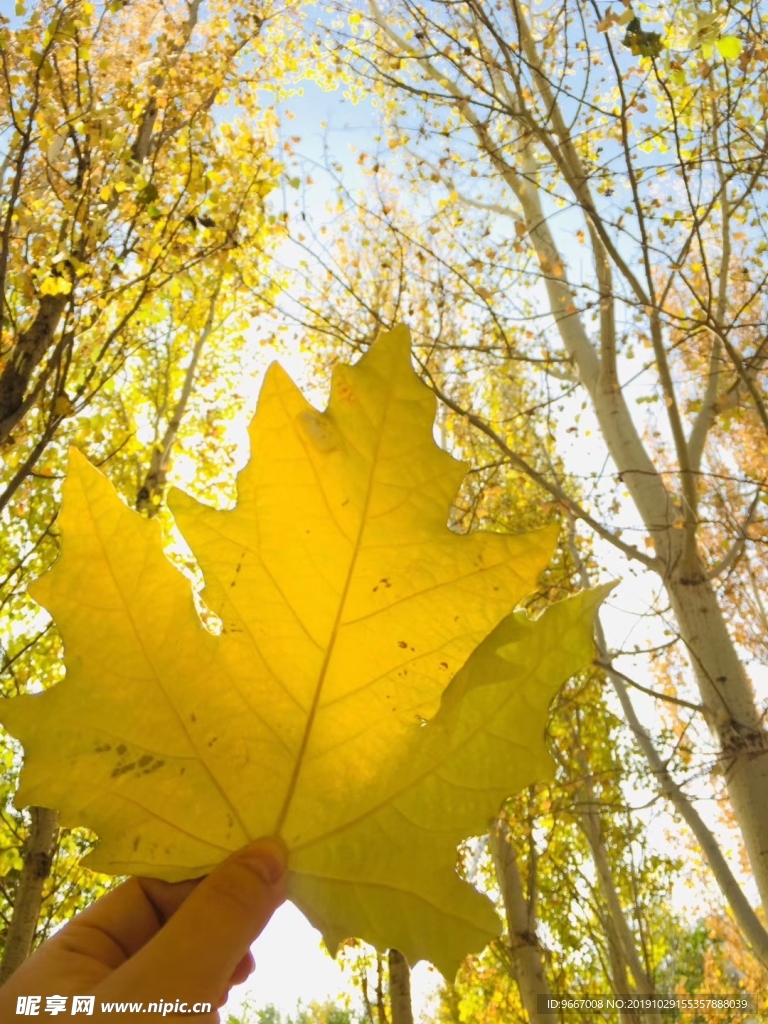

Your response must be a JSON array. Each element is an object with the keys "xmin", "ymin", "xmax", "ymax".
[{"xmin": 109, "ymin": 838, "xmax": 287, "ymax": 1004}]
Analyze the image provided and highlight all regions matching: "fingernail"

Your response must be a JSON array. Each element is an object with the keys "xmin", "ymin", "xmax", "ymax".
[{"xmin": 243, "ymin": 837, "xmax": 287, "ymax": 885}]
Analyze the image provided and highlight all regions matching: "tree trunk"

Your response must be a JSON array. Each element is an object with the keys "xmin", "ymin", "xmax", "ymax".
[
  {"xmin": 388, "ymin": 949, "xmax": 414, "ymax": 1024},
  {"xmin": 519, "ymin": 131, "xmax": 768, "ymax": 911},
  {"xmin": 0, "ymin": 806, "xmax": 58, "ymax": 984},
  {"xmin": 490, "ymin": 819, "xmax": 556, "ymax": 1022},
  {"xmin": 565, "ymin": 527, "xmax": 768, "ymax": 964},
  {"xmin": 666, "ymin": 569, "xmax": 768, "ymax": 911},
  {"xmin": 376, "ymin": 952, "xmax": 388, "ymax": 1024},
  {"xmin": 0, "ymin": 295, "xmax": 69, "ymax": 443},
  {"xmin": 510, "ymin": 60, "xmax": 768, "ymax": 917},
  {"xmin": 576, "ymin": 785, "xmax": 662, "ymax": 1024},
  {"xmin": 603, "ymin": 914, "xmax": 643, "ymax": 1024}
]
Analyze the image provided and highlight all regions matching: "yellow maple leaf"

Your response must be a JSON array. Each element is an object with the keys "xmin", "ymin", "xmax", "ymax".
[{"xmin": 0, "ymin": 325, "xmax": 605, "ymax": 974}]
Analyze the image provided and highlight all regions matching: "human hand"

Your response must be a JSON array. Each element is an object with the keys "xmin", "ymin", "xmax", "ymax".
[{"xmin": 0, "ymin": 838, "xmax": 287, "ymax": 1022}]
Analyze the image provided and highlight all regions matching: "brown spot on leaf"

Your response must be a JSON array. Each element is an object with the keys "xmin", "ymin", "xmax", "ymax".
[{"xmin": 298, "ymin": 410, "xmax": 339, "ymax": 453}]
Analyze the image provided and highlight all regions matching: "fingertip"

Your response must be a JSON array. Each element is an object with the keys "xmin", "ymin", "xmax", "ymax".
[
  {"xmin": 229, "ymin": 950, "xmax": 256, "ymax": 987},
  {"xmin": 238, "ymin": 836, "xmax": 288, "ymax": 887}
]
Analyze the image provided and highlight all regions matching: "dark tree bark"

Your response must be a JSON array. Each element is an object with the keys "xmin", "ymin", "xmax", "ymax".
[{"xmin": 0, "ymin": 807, "xmax": 58, "ymax": 984}]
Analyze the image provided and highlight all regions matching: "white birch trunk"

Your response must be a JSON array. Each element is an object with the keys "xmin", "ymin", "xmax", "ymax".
[
  {"xmin": 490, "ymin": 820, "xmax": 556, "ymax": 1022},
  {"xmin": 666, "ymin": 571, "xmax": 768, "ymax": 909}
]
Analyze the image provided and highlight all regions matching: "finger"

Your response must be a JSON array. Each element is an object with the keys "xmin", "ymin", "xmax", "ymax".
[
  {"xmin": 138, "ymin": 875, "xmax": 201, "ymax": 926},
  {"xmin": 230, "ymin": 950, "xmax": 256, "ymax": 987},
  {"xmin": 103, "ymin": 838, "xmax": 286, "ymax": 1003},
  {"xmin": 57, "ymin": 877, "xmax": 194, "ymax": 968}
]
